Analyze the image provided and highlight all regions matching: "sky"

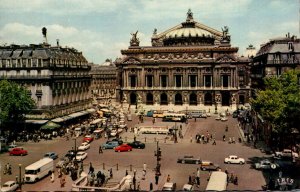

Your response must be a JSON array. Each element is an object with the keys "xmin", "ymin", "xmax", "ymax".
[{"xmin": 0, "ymin": 0, "xmax": 299, "ymax": 64}]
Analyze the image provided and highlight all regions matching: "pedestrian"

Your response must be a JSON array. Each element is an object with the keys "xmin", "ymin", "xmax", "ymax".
[
  {"xmin": 234, "ymin": 175, "xmax": 238, "ymax": 185},
  {"xmin": 190, "ymin": 136, "xmax": 193, "ymax": 143},
  {"xmin": 188, "ymin": 175, "xmax": 192, "ymax": 184},
  {"xmin": 50, "ymin": 171, "xmax": 55, "ymax": 183},
  {"xmin": 212, "ymin": 138, "xmax": 216, "ymax": 145},
  {"xmin": 197, "ymin": 168, "xmax": 200, "ymax": 178},
  {"xmin": 167, "ymin": 174, "xmax": 170, "ymax": 182},
  {"xmin": 99, "ymin": 145, "xmax": 103, "ymax": 154},
  {"xmin": 143, "ymin": 163, "xmax": 147, "ymax": 173},
  {"xmin": 60, "ymin": 175, "xmax": 66, "ymax": 187},
  {"xmin": 110, "ymin": 168, "xmax": 113, "ymax": 178},
  {"xmin": 155, "ymin": 174, "xmax": 159, "ymax": 185},
  {"xmin": 150, "ymin": 182, "xmax": 153, "ymax": 191},
  {"xmin": 232, "ymin": 137, "xmax": 235, "ymax": 144},
  {"xmin": 89, "ymin": 162, "xmax": 94, "ymax": 174},
  {"xmin": 142, "ymin": 170, "xmax": 146, "ymax": 180},
  {"xmin": 223, "ymin": 135, "xmax": 226, "ymax": 141},
  {"xmin": 196, "ymin": 176, "xmax": 200, "ymax": 186}
]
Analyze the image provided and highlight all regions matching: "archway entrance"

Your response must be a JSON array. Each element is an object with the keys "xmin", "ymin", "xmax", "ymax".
[
  {"xmin": 160, "ymin": 93, "xmax": 168, "ymax": 105},
  {"xmin": 221, "ymin": 91, "xmax": 230, "ymax": 106},
  {"xmin": 204, "ymin": 92, "xmax": 212, "ymax": 106},
  {"xmin": 175, "ymin": 93, "xmax": 183, "ymax": 105},
  {"xmin": 130, "ymin": 93, "xmax": 137, "ymax": 105},
  {"xmin": 146, "ymin": 93, "xmax": 153, "ymax": 105},
  {"xmin": 189, "ymin": 93, "xmax": 197, "ymax": 105},
  {"xmin": 239, "ymin": 95, "xmax": 245, "ymax": 105}
]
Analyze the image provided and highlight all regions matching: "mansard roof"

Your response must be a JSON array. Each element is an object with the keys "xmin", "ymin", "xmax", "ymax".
[{"xmin": 0, "ymin": 43, "xmax": 88, "ymax": 63}]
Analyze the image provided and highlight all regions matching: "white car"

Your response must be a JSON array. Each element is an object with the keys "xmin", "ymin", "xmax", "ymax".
[
  {"xmin": 274, "ymin": 149, "xmax": 299, "ymax": 159},
  {"xmin": 221, "ymin": 117, "xmax": 228, "ymax": 121},
  {"xmin": 224, "ymin": 155, "xmax": 245, "ymax": 164},
  {"xmin": 78, "ymin": 142, "xmax": 90, "ymax": 151},
  {"xmin": 75, "ymin": 152, "xmax": 87, "ymax": 162},
  {"xmin": 215, "ymin": 116, "xmax": 221, "ymax": 120},
  {"xmin": 1, "ymin": 181, "xmax": 19, "ymax": 192},
  {"xmin": 110, "ymin": 129, "xmax": 117, "ymax": 137},
  {"xmin": 182, "ymin": 184, "xmax": 194, "ymax": 191}
]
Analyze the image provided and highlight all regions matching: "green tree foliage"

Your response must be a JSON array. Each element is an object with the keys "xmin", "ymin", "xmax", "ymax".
[
  {"xmin": 251, "ymin": 70, "xmax": 300, "ymax": 133},
  {"xmin": 0, "ymin": 80, "xmax": 35, "ymax": 125}
]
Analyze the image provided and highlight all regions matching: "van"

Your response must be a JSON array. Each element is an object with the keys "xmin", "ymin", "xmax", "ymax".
[
  {"xmin": 206, "ymin": 171, "xmax": 227, "ymax": 191},
  {"xmin": 24, "ymin": 158, "xmax": 54, "ymax": 183}
]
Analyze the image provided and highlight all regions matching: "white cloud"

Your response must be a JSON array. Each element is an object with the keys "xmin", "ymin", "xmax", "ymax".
[
  {"xmin": 0, "ymin": 0, "xmax": 119, "ymax": 15},
  {"xmin": 0, "ymin": 22, "xmax": 107, "ymax": 63}
]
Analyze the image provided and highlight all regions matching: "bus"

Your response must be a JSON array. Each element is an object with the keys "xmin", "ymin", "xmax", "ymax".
[
  {"xmin": 152, "ymin": 110, "xmax": 165, "ymax": 118},
  {"xmin": 162, "ymin": 113, "xmax": 187, "ymax": 122},
  {"xmin": 24, "ymin": 158, "xmax": 54, "ymax": 183},
  {"xmin": 206, "ymin": 171, "xmax": 227, "ymax": 191},
  {"xmin": 90, "ymin": 119, "xmax": 102, "ymax": 130}
]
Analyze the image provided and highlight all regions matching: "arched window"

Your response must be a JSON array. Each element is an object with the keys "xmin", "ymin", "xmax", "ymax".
[
  {"xmin": 175, "ymin": 93, "xmax": 183, "ymax": 105},
  {"xmin": 160, "ymin": 93, "xmax": 168, "ymax": 105},
  {"xmin": 189, "ymin": 93, "xmax": 197, "ymax": 105},
  {"xmin": 146, "ymin": 93, "xmax": 153, "ymax": 105},
  {"xmin": 204, "ymin": 92, "xmax": 212, "ymax": 106}
]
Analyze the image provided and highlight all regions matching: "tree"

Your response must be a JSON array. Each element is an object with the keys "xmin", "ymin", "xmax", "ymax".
[
  {"xmin": 251, "ymin": 70, "xmax": 300, "ymax": 136},
  {"xmin": 0, "ymin": 80, "xmax": 35, "ymax": 131}
]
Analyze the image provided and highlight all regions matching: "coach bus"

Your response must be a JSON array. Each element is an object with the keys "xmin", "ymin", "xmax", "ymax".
[{"xmin": 162, "ymin": 113, "xmax": 187, "ymax": 122}]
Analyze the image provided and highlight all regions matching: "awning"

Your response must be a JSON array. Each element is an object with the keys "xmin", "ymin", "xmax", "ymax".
[
  {"xmin": 86, "ymin": 108, "xmax": 96, "ymax": 113},
  {"xmin": 40, "ymin": 121, "xmax": 61, "ymax": 130},
  {"xmin": 52, "ymin": 117, "xmax": 65, "ymax": 123},
  {"xmin": 25, "ymin": 120, "xmax": 49, "ymax": 124}
]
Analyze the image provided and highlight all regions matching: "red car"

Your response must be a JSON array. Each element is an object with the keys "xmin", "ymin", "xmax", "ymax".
[
  {"xmin": 9, "ymin": 148, "xmax": 28, "ymax": 156},
  {"xmin": 83, "ymin": 135, "xmax": 94, "ymax": 143},
  {"xmin": 114, "ymin": 144, "xmax": 133, "ymax": 152}
]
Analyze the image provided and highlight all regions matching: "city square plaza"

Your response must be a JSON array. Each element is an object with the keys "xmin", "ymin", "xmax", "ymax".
[{"xmin": 2, "ymin": 110, "xmax": 297, "ymax": 191}]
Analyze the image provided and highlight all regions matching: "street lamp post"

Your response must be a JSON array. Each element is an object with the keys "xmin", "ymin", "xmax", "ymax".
[
  {"xmin": 18, "ymin": 164, "xmax": 22, "ymax": 190},
  {"xmin": 73, "ymin": 138, "xmax": 77, "ymax": 155},
  {"xmin": 133, "ymin": 169, "xmax": 136, "ymax": 190}
]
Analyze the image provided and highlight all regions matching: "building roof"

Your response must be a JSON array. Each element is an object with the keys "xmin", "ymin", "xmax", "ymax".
[
  {"xmin": 0, "ymin": 43, "xmax": 88, "ymax": 63},
  {"xmin": 151, "ymin": 9, "xmax": 223, "ymax": 47}
]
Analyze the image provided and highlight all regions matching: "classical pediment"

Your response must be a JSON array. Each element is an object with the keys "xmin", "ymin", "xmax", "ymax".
[
  {"xmin": 215, "ymin": 54, "xmax": 237, "ymax": 63},
  {"xmin": 123, "ymin": 57, "xmax": 141, "ymax": 64}
]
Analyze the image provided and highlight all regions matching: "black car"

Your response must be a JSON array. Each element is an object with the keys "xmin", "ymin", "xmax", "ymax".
[
  {"xmin": 177, "ymin": 155, "xmax": 201, "ymax": 164},
  {"xmin": 65, "ymin": 150, "xmax": 76, "ymax": 159},
  {"xmin": 200, "ymin": 160, "xmax": 220, "ymax": 171},
  {"xmin": 127, "ymin": 141, "xmax": 145, "ymax": 149}
]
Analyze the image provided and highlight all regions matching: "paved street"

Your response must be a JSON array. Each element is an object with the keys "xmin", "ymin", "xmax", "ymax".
[{"xmin": 0, "ymin": 113, "xmax": 270, "ymax": 191}]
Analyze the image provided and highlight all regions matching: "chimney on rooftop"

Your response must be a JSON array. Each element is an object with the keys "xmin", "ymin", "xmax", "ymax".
[{"xmin": 42, "ymin": 27, "xmax": 48, "ymax": 44}]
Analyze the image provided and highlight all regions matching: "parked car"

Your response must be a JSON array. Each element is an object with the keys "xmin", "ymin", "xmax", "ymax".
[
  {"xmin": 83, "ymin": 135, "xmax": 94, "ymax": 143},
  {"xmin": 114, "ymin": 144, "xmax": 133, "ymax": 152},
  {"xmin": 44, "ymin": 152, "xmax": 58, "ymax": 160},
  {"xmin": 274, "ymin": 149, "xmax": 299, "ymax": 159},
  {"xmin": 110, "ymin": 138, "xmax": 123, "ymax": 145},
  {"xmin": 1, "ymin": 181, "xmax": 19, "ymax": 192},
  {"xmin": 200, "ymin": 160, "xmax": 220, "ymax": 171},
  {"xmin": 9, "ymin": 148, "xmax": 28, "ymax": 156},
  {"xmin": 102, "ymin": 141, "xmax": 119, "ymax": 149},
  {"xmin": 8, "ymin": 144, "xmax": 18, "ymax": 152},
  {"xmin": 162, "ymin": 182, "xmax": 176, "ymax": 191},
  {"xmin": 75, "ymin": 152, "xmax": 87, "ymax": 162},
  {"xmin": 56, "ymin": 157, "xmax": 69, "ymax": 168},
  {"xmin": 224, "ymin": 155, "xmax": 245, "ymax": 164},
  {"xmin": 215, "ymin": 116, "xmax": 221, "ymax": 120},
  {"xmin": 182, "ymin": 184, "xmax": 194, "ymax": 191},
  {"xmin": 65, "ymin": 150, "xmax": 76, "ymax": 159},
  {"xmin": 110, "ymin": 129, "xmax": 118, "ymax": 137},
  {"xmin": 254, "ymin": 159, "xmax": 279, "ymax": 170},
  {"xmin": 177, "ymin": 155, "xmax": 201, "ymax": 164},
  {"xmin": 221, "ymin": 117, "xmax": 228, "ymax": 121},
  {"xmin": 232, "ymin": 110, "xmax": 239, "ymax": 118},
  {"xmin": 78, "ymin": 142, "xmax": 90, "ymax": 151},
  {"xmin": 200, "ymin": 113, "xmax": 207, "ymax": 118},
  {"xmin": 127, "ymin": 141, "xmax": 145, "ymax": 149}
]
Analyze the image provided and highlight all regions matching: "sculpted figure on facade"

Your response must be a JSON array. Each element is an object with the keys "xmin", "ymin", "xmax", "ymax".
[
  {"xmin": 221, "ymin": 26, "xmax": 231, "ymax": 42},
  {"xmin": 130, "ymin": 31, "xmax": 140, "ymax": 46},
  {"xmin": 231, "ymin": 94, "xmax": 236, "ymax": 103},
  {"xmin": 122, "ymin": 93, "xmax": 127, "ymax": 103},
  {"xmin": 215, "ymin": 94, "xmax": 221, "ymax": 103},
  {"xmin": 153, "ymin": 28, "xmax": 157, "ymax": 35}
]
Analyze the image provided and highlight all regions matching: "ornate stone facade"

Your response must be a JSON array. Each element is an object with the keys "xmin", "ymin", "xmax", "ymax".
[
  {"xmin": 0, "ymin": 43, "xmax": 92, "ymax": 119},
  {"xmin": 90, "ymin": 59, "xmax": 117, "ymax": 105},
  {"xmin": 116, "ymin": 10, "xmax": 250, "ymax": 112}
]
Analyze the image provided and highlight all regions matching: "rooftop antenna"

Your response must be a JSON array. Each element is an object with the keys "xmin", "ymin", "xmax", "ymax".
[{"xmin": 42, "ymin": 27, "xmax": 48, "ymax": 44}]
